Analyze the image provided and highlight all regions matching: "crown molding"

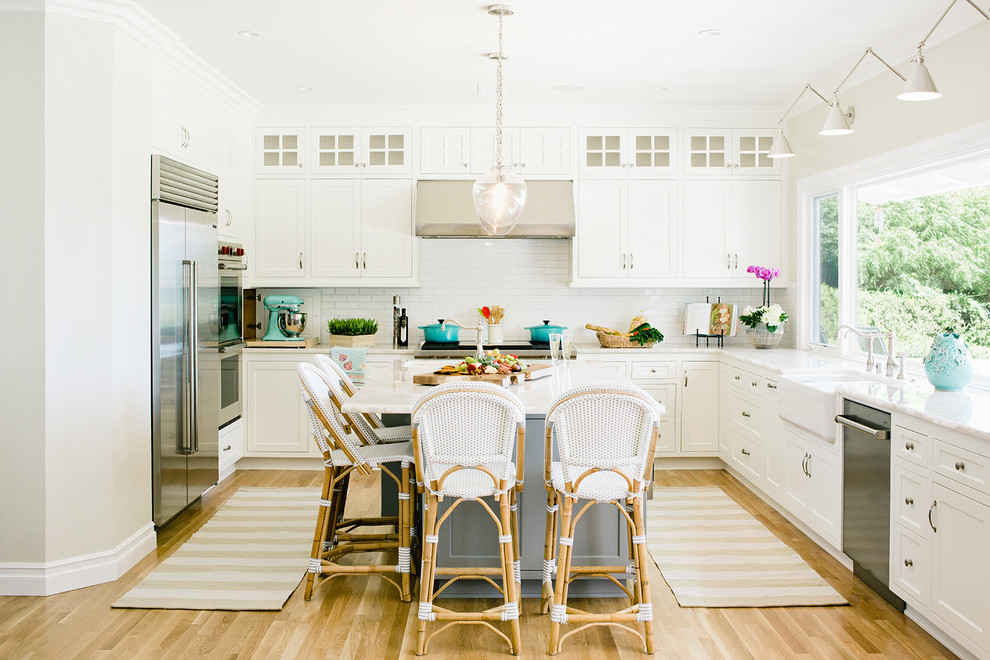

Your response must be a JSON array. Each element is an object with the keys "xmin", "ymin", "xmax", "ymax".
[{"xmin": 45, "ymin": 0, "xmax": 176, "ymax": 49}]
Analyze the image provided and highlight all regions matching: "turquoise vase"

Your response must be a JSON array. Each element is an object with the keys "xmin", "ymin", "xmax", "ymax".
[{"xmin": 923, "ymin": 333, "xmax": 973, "ymax": 391}]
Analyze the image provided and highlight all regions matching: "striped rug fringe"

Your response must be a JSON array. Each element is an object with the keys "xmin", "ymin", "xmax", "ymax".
[
  {"xmin": 113, "ymin": 487, "xmax": 321, "ymax": 611},
  {"xmin": 647, "ymin": 487, "xmax": 848, "ymax": 608}
]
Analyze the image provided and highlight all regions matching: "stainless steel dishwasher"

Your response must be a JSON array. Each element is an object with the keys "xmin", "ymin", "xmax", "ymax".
[{"xmin": 836, "ymin": 399, "xmax": 905, "ymax": 611}]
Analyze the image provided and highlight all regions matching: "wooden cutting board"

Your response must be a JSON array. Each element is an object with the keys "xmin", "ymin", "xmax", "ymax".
[{"xmin": 412, "ymin": 363, "xmax": 553, "ymax": 386}]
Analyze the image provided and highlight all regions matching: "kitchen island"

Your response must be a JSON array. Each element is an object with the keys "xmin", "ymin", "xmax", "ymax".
[{"xmin": 343, "ymin": 360, "xmax": 663, "ymax": 597}]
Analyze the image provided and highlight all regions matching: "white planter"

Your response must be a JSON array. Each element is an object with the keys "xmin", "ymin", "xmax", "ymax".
[{"xmin": 328, "ymin": 334, "xmax": 376, "ymax": 348}]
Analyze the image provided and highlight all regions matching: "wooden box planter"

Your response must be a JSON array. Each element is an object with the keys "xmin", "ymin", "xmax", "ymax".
[{"xmin": 328, "ymin": 334, "xmax": 377, "ymax": 348}]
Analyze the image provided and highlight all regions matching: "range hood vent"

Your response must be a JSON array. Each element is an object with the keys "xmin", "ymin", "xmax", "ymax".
[{"xmin": 415, "ymin": 179, "xmax": 575, "ymax": 238}]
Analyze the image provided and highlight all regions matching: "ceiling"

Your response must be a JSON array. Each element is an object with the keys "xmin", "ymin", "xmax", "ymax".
[{"xmin": 132, "ymin": 0, "xmax": 984, "ymax": 108}]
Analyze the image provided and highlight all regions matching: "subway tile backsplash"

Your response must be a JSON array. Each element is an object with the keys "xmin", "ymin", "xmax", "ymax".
[{"xmin": 256, "ymin": 239, "xmax": 795, "ymax": 349}]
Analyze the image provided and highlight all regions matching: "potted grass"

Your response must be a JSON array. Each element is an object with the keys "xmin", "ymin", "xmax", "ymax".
[{"xmin": 327, "ymin": 317, "xmax": 379, "ymax": 348}]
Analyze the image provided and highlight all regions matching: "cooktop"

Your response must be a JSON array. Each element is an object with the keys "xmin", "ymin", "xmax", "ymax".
[{"xmin": 414, "ymin": 341, "xmax": 561, "ymax": 359}]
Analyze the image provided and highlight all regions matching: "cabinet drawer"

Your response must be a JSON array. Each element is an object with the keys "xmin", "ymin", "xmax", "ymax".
[
  {"xmin": 655, "ymin": 417, "xmax": 676, "ymax": 454},
  {"xmin": 731, "ymin": 430, "xmax": 763, "ymax": 482},
  {"xmin": 642, "ymin": 384, "xmax": 676, "ymax": 418},
  {"xmin": 729, "ymin": 390, "xmax": 763, "ymax": 438},
  {"xmin": 934, "ymin": 440, "xmax": 989, "ymax": 496},
  {"xmin": 891, "ymin": 523, "xmax": 930, "ymax": 608},
  {"xmin": 892, "ymin": 464, "xmax": 933, "ymax": 538},
  {"xmin": 893, "ymin": 426, "xmax": 930, "ymax": 469},
  {"xmin": 583, "ymin": 359, "xmax": 629, "ymax": 378},
  {"xmin": 631, "ymin": 361, "xmax": 677, "ymax": 381}
]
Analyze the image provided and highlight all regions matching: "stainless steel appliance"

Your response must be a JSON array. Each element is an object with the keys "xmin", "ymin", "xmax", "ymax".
[
  {"xmin": 413, "ymin": 341, "xmax": 564, "ymax": 359},
  {"xmin": 152, "ymin": 155, "xmax": 220, "ymax": 528},
  {"xmin": 218, "ymin": 241, "xmax": 246, "ymax": 429},
  {"xmin": 837, "ymin": 400, "xmax": 905, "ymax": 611}
]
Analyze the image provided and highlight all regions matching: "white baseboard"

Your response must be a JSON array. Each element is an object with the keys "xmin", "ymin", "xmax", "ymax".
[
  {"xmin": 0, "ymin": 522, "xmax": 157, "ymax": 596},
  {"xmin": 653, "ymin": 456, "xmax": 723, "ymax": 470},
  {"xmin": 235, "ymin": 456, "xmax": 324, "ymax": 471},
  {"xmin": 905, "ymin": 606, "xmax": 982, "ymax": 660}
]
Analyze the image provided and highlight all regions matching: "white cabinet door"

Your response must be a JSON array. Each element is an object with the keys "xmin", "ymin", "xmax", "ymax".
[
  {"xmin": 245, "ymin": 360, "xmax": 310, "ymax": 453},
  {"xmin": 683, "ymin": 130, "xmax": 733, "ymax": 174},
  {"xmin": 254, "ymin": 179, "xmax": 306, "ymax": 278},
  {"xmin": 470, "ymin": 127, "xmax": 519, "ymax": 174},
  {"xmin": 763, "ymin": 381, "xmax": 785, "ymax": 498},
  {"xmin": 807, "ymin": 446, "xmax": 841, "ymax": 545},
  {"xmin": 892, "ymin": 524, "xmax": 930, "ymax": 608},
  {"xmin": 361, "ymin": 179, "xmax": 413, "ymax": 278},
  {"xmin": 679, "ymin": 362, "xmax": 719, "ymax": 453},
  {"xmin": 627, "ymin": 180, "xmax": 676, "ymax": 279},
  {"xmin": 576, "ymin": 179, "xmax": 626, "ymax": 278},
  {"xmin": 682, "ymin": 180, "xmax": 731, "ymax": 279},
  {"xmin": 518, "ymin": 127, "xmax": 570, "ymax": 175},
  {"xmin": 731, "ymin": 180, "xmax": 782, "ymax": 277},
  {"xmin": 734, "ymin": 129, "xmax": 779, "ymax": 176},
  {"xmin": 579, "ymin": 129, "xmax": 627, "ymax": 174},
  {"xmin": 256, "ymin": 127, "xmax": 306, "ymax": 174},
  {"xmin": 310, "ymin": 127, "xmax": 361, "ymax": 173},
  {"xmin": 783, "ymin": 427, "xmax": 813, "ymax": 513},
  {"xmin": 420, "ymin": 127, "xmax": 471, "ymax": 174},
  {"xmin": 628, "ymin": 128, "xmax": 677, "ymax": 176},
  {"xmin": 931, "ymin": 483, "xmax": 990, "ymax": 649},
  {"xmin": 310, "ymin": 179, "xmax": 361, "ymax": 278},
  {"xmin": 364, "ymin": 127, "xmax": 412, "ymax": 174}
]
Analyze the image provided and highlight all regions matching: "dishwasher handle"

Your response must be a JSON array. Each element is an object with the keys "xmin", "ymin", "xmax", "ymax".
[{"xmin": 834, "ymin": 414, "xmax": 890, "ymax": 440}]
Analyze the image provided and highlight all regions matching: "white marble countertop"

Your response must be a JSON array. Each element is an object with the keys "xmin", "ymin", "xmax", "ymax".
[{"xmin": 342, "ymin": 362, "xmax": 665, "ymax": 417}]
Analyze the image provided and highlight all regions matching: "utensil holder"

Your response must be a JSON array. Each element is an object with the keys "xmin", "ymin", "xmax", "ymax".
[{"xmin": 487, "ymin": 323, "xmax": 504, "ymax": 344}]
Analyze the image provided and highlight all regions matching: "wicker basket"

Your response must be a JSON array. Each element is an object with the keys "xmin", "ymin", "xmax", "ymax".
[{"xmin": 596, "ymin": 331, "xmax": 655, "ymax": 349}]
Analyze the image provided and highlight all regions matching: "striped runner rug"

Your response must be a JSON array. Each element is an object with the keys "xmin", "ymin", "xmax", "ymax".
[
  {"xmin": 646, "ymin": 487, "xmax": 847, "ymax": 607},
  {"xmin": 113, "ymin": 487, "xmax": 321, "ymax": 610}
]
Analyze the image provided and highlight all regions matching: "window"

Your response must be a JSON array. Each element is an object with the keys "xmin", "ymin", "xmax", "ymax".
[{"xmin": 811, "ymin": 193, "xmax": 839, "ymax": 347}]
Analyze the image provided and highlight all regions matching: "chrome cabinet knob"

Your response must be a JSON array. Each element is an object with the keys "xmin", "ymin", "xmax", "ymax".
[
  {"xmin": 905, "ymin": 442, "xmax": 914, "ymax": 451},
  {"xmin": 904, "ymin": 559, "xmax": 913, "ymax": 567},
  {"xmin": 905, "ymin": 497, "xmax": 914, "ymax": 505},
  {"xmin": 955, "ymin": 461, "xmax": 966, "ymax": 471}
]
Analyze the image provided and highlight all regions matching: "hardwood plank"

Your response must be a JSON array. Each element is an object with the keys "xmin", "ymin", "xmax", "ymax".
[{"xmin": 0, "ymin": 468, "xmax": 959, "ymax": 659}]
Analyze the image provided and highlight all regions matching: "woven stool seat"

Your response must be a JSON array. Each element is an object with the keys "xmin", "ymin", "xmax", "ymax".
[{"xmin": 549, "ymin": 462, "xmax": 641, "ymax": 503}]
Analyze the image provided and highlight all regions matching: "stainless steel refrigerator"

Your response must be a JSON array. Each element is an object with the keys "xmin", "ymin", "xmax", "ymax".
[{"xmin": 152, "ymin": 155, "xmax": 220, "ymax": 528}]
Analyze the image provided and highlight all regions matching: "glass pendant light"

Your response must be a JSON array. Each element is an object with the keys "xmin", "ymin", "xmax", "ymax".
[{"xmin": 473, "ymin": 5, "xmax": 527, "ymax": 236}]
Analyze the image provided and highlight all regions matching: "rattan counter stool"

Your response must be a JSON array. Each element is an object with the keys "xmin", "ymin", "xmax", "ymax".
[
  {"xmin": 313, "ymin": 353, "xmax": 412, "ymax": 445},
  {"xmin": 410, "ymin": 382, "xmax": 526, "ymax": 656},
  {"xmin": 542, "ymin": 383, "xmax": 663, "ymax": 655},
  {"xmin": 297, "ymin": 363, "xmax": 416, "ymax": 603}
]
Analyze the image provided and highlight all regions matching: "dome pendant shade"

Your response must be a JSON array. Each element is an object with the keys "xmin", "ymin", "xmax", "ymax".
[
  {"xmin": 819, "ymin": 103, "xmax": 853, "ymax": 136},
  {"xmin": 473, "ymin": 167, "xmax": 528, "ymax": 235},
  {"xmin": 898, "ymin": 59, "xmax": 941, "ymax": 101},
  {"xmin": 767, "ymin": 130, "xmax": 794, "ymax": 159}
]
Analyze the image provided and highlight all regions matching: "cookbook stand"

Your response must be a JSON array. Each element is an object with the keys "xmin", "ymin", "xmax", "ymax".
[{"xmin": 691, "ymin": 296, "xmax": 726, "ymax": 348}]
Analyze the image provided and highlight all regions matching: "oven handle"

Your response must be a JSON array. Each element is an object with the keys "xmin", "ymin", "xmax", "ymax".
[
  {"xmin": 219, "ymin": 341, "xmax": 247, "ymax": 354},
  {"xmin": 834, "ymin": 414, "xmax": 890, "ymax": 440},
  {"xmin": 219, "ymin": 262, "xmax": 248, "ymax": 271}
]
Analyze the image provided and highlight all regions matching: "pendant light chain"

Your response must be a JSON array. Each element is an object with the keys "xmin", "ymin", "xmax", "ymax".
[{"xmin": 495, "ymin": 11, "xmax": 504, "ymax": 170}]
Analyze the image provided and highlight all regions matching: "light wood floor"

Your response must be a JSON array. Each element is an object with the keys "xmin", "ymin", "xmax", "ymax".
[{"xmin": 0, "ymin": 469, "xmax": 956, "ymax": 659}]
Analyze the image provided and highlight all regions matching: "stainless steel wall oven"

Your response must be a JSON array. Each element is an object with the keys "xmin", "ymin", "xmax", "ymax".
[{"xmin": 218, "ymin": 241, "xmax": 246, "ymax": 429}]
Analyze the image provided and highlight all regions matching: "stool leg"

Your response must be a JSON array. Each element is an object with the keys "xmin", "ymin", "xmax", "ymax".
[
  {"xmin": 549, "ymin": 493, "xmax": 575, "ymax": 655},
  {"xmin": 415, "ymin": 495, "xmax": 439, "ymax": 656},
  {"xmin": 398, "ymin": 461, "xmax": 412, "ymax": 602},
  {"xmin": 626, "ymin": 498, "xmax": 643, "ymax": 607},
  {"xmin": 510, "ymin": 490, "xmax": 521, "ymax": 594},
  {"xmin": 499, "ymin": 492, "xmax": 521, "ymax": 655},
  {"xmin": 541, "ymin": 487, "xmax": 559, "ymax": 614},
  {"xmin": 305, "ymin": 466, "xmax": 335, "ymax": 600},
  {"xmin": 632, "ymin": 496, "xmax": 655, "ymax": 654}
]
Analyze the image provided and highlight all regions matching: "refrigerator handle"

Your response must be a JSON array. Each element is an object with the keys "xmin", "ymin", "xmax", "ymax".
[
  {"xmin": 180, "ymin": 260, "xmax": 194, "ymax": 455},
  {"xmin": 190, "ymin": 259, "xmax": 200, "ymax": 454}
]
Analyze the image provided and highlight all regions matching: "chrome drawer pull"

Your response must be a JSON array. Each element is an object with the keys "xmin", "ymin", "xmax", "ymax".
[
  {"xmin": 766, "ymin": 383, "xmax": 777, "ymax": 390},
  {"xmin": 955, "ymin": 461, "xmax": 966, "ymax": 471},
  {"xmin": 741, "ymin": 448, "xmax": 751, "ymax": 456},
  {"xmin": 223, "ymin": 445, "xmax": 232, "ymax": 452},
  {"xmin": 905, "ymin": 442, "xmax": 915, "ymax": 451},
  {"xmin": 929, "ymin": 501, "xmax": 937, "ymax": 533},
  {"xmin": 904, "ymin": 559, "xmax": 913, "ymax": 567},
  {"xmin": 905, "ymin": 497, "xmax": 914, "ymax": 505},
  {"xmin": 734, "ymin": 375, "xmax": 740, "ymax": 381},
  {"xmin": 741, "ymin": 412, "xmax": 751, "ymax": 418}
]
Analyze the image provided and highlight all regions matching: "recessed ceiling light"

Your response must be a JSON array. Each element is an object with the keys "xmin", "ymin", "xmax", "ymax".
[
  {"xmin": 553, "ymin": 85, "xmax": 587, "ymax": 93},
  {"xmin": 698, "ymin": 29, "xmax": 721, "ymax": 37},
  {"xmin": 237, "ymin": 30, "xmax": 263, "ymax": 38},
  {"xmin": 296, "ymin": 86, "xmax": 314, "ymax": 92},
  {"xmin": 651, "ymin": 86, "xmax": 668, "ymax": 92}
]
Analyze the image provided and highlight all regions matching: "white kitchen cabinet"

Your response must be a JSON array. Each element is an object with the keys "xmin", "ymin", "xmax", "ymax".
[
  {"xmin": 578, "ymin": 127, "xmax": 677, "ymax": 176},
  {"xmin": 681, "ymin": 179, "xmax": 782, "ymax": 281},
  {"xmin": 311, "ymin": 126, "xmax": 411, "ymax": 174},
  {"xmin": 679, "ymin": 361, "xmax": 719, "ymax": 453},
  {"xmin": 254, "ymin": 179, "xmax": 307, "ymax": 278},
  {"xmin": 219, "ymin": 419, "xmax": 244, "ymax": 480},
  {"xmin": 256, "ymin": 127, "xmax": 307, "ymax": 174},
  {"xmin": 930, "ymin": 482, "xmax": 990, "ymax": 650},
  {"xmin": 683, "ymin": 128, "xmax": 779, "ymax": 176},
  {"xmin": 719, "ymin": 362, "xmax": 783, "ymax": 496},
  {"xmin": 470, "ymin": 127, "xmax": 520, "ymax": 174},
  {"xmin": 781, "ymin": 424, "xmax": 840, "ymax": 547},
  {"xmin": 518, "ymin": 128, "xmax": 570, "ymax": 175},
  {"xmin": 244, "ymin": 358, "xmax": 313, "ymax": 455},
  {"xmin": 420, "ymin": 127, "xmax": 471, "ymax": 174},
  {"xmin": 310, "ymin": 179, "xmax": 413, "ymax": 280},
  {"xmin": 575, "ymin": 179, "xmax": 677, "ymax": 281},
  {"xmin": 218, "ymin": 117, "xmax": 251, "ymax": 242}
]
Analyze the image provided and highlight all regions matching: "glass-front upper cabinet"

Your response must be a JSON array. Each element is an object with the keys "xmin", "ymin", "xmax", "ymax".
[
  {"xmin": 579, "ymin": 128, "xmax": 677, "ymax": 176},
  {"xmin": 310, "ymin": 127, "xmax": 411, "ymax": 174},
  {"xmin": 683, "ymin": 129, "xmax": 779, "ymax": 175},
  {"xmin": 256, "ymin": 127, "xmax": 306, "ymax": 174}
]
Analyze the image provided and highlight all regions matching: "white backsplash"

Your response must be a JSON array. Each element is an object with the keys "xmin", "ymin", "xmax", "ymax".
[{"xmin": 254, "ymin": 239, "xmax": 795, "ymax": 349}]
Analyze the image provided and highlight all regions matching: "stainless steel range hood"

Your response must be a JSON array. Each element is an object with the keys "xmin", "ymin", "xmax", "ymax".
[{"xmin": 415, "ymin": 179, "xmax": 575, "ymax": 238}]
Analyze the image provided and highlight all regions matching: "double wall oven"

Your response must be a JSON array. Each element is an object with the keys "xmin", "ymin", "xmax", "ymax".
[{"xmin": 218, "ymin": 241, "xmax": 246, "ymax": 428}]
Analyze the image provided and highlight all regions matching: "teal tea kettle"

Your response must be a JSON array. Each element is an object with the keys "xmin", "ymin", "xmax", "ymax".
[{"xmin": 262, "ymin": 294, "xmax": 306, "ymax": 341}]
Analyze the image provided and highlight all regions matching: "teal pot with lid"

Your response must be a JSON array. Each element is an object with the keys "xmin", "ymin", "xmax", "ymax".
[
  {"xmin": 525, "ymin": 320, "xmax": 567, "ymax": 343},
  {"xmin": 418, "ymin": 320, "xmax": 462, "ymax": 343},
  {"xmin": 923, "ymin": 332, "xmax": 973, "ymax": 391}
]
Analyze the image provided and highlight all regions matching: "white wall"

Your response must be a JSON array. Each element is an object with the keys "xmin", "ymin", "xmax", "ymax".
[
  {"xmin": 0, "ymin": 12, "xmax": 47, "ymax": 564},
  {"xmin": 255, "ymin": 239, "xmax": 795, "ymax": 349}
]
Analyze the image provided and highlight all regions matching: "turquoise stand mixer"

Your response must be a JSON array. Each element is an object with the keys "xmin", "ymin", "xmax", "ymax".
[{"xmin": 261, "ymin": 294, "xmax": 307, "ymax": 341}]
